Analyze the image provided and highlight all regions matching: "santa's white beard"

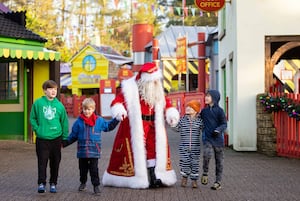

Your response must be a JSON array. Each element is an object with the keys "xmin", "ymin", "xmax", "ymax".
[{"xmin": 138, "ymin": 79, "xmax": 165, "ymax": 108}]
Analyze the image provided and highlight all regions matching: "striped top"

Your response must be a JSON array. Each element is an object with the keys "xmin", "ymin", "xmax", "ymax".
[{"xmin": 176, "ymin": 114, "xmax": 204, "ymax": 152}]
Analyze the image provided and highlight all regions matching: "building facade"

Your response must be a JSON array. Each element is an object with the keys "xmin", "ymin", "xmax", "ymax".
[
  {"xmin": 217, "ymin": 0, "xmax": 300, "ymax": 151},
  {"xmin": 0, "ymin": 8, "xmax": 60, "ymax": 142},
  {"xmin": 145, "ymin": 25, "xmax": 217, "ymax": 92},
  {"xmin": 68, "ymin": 43, "xmax": 132, "ymax": 96}
]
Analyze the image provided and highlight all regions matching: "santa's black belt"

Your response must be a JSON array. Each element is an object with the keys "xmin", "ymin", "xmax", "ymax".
[{"xmin": 142, "ymin": 114, "xmax": 155, "ymax": 121}]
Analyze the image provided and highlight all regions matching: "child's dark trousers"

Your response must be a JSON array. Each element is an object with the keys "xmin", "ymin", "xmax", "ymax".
[
  {"xmin": 36, "ymin": 136, "xmax": 62, "ymax": 185},
  {"xmin": 78, "ymin": 158, "xmax": 100, "ymax": 186}
]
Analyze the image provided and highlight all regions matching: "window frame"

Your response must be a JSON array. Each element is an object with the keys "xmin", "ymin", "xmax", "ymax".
[{"xmin": 0, "ymin": 58, "xmax": 20, "ymax": 104}]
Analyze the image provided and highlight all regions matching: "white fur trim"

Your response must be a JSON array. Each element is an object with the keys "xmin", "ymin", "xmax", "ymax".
[
  {"xmin": 147, "ymin": 159, "xmax": 156, "ymax": 167},
  {"xmin": 102, "ymin": 170, "xmax": 149, "ymax": 189},
  {"xmin": 166, "ymin": 107, "xmax": 180, "ymax": 127},
  {"xmin": 123, "ymin": 77, "xmax": 148, "ymax": 181},
  {"xmin": 139, "ymin": 69, "xmax": 162, "ymax": 82},
  {"xmin": 154, "ymin": 100, "xmax": 177, "ymax": 186},
  {"xmin": 155, "ymin": 169, "xmax": 177, "ymax": 186}
]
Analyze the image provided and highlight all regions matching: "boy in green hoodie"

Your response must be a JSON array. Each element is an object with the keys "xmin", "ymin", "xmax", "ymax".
[{"xmin": 30, "ymin": 80, "xmax": 69, "ymax": 194}]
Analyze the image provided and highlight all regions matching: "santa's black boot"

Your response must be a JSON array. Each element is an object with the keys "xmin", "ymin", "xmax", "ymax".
[{"xmin": 148, "ymin": 167, "xmax": 162, "ymax": 188}]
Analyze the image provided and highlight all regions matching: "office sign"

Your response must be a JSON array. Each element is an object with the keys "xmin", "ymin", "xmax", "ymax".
[{"xmin": 194, "ymin": 0, "xmax": 225, "ymax": 12}]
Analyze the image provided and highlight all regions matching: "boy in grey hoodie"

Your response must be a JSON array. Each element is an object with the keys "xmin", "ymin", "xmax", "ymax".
[{"xmin": 200, "ymin": 90, "xmax": 227, "ymax": 190}]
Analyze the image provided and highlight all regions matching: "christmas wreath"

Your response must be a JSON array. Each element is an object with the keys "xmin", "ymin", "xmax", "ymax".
[{"xmin": 259, "ymin": 94, "xmax": 300, "ymax": 121}]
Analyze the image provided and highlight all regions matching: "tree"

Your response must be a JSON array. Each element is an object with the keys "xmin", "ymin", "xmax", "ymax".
[
  {"xmin": 95, "ymin": 0, "xmax": 161, "ymax": 56},
  {"xmin": 3, "ymin": 0, "xmax": 72, "ymax": 61},
  {"xmin": 157, "ymin": 0, "xmax": 218, "ymax": 27},
  {"xmin": 3, "ymin": 0, "xmax": 215, "ymax": 61}
]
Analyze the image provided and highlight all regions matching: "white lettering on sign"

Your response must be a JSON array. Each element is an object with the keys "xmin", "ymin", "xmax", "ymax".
[{"xmin": 200, "ymin": 2, "xmax": 221, "ymax": 8}]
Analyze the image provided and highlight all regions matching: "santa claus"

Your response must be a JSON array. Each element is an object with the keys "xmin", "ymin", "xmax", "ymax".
[{"xmin": 102, "ymin": 62, "xmax": 180, "ymax": 189}]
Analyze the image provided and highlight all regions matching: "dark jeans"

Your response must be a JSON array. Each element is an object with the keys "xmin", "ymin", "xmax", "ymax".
[
  {"xmin": 202, "ymin": 142, "xmax": 224, "ymax": 183},
  {"xmin": 79, "ymin": 158, "xmax": 100, "ymax": 186},
  {"xmin": 36, "ymin": 137, "xmax": 62, "ymax": 185}
]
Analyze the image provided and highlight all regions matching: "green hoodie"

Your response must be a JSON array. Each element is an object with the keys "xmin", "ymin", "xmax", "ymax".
[{"xmin": 30, "ymin": 96, "xmax": 69, "ymax": 140}]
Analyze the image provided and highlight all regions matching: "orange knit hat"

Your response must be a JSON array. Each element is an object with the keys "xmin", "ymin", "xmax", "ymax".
[{"xmin": 187, "ymin": 100, "xmax": 201, "ymax": 113}]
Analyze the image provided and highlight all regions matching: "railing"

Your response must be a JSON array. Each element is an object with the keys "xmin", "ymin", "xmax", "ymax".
[
  {"xmin": 60, "ymin": 94, "xmax": 100, "ymax": 117},
  {"xmin": 61, "ymin": 92, "xmax": 205, "ymax": 118},
  {"xmin": 167, "ymin": 91, "xmax": 205, "ymax": 116},
  {"xmin": 271, "ymin": 93, "xmax": 300, "ymax": 158}
]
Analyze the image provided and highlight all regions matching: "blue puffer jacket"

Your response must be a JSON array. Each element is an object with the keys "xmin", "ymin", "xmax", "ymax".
[
  {"xmin": 200, "ymin": 90, "xmax": 227, "ymax": 147},
  {"xmin": 67, "ymin": 116, "xmax": 119, "ymax": 158}
]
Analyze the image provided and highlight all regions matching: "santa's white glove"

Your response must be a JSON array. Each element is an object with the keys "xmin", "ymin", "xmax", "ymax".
[
  {"xmin": 111, "ymin": 103, "xmax": 127, "ymax": 121},
  {"xmin": 166, "ymin": 107, "xmax": 180, "ymax": 127},
  {"xmin": 169, "ymin": 117, "xmax": 179, "ymax": 127}
]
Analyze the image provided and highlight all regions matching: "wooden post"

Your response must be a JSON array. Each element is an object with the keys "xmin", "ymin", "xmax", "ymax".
[
  {"xmin": 265, "ymin": 38, "xmax": 271, "ymax": 92},
  {"xmin": 198, "ymin": 33, "xmax": 206, "ymax": 93},
  {"xmin": 152, "ymin": 38, "xmax": 159, "ymax": 67}
]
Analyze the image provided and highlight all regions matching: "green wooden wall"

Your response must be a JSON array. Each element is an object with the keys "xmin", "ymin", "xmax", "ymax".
[{"xmin": 0, "ymin": 112, "xmax": 24, "ymax": 140}]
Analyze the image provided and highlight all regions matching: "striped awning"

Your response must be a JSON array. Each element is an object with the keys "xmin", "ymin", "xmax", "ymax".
[
  {"xmin": 60, "ymin": 74, "xmax": 71, "ymax": 87},
  {"xmin": 0, "ymin": 47, "xmax": 60, "ymax": 61}
]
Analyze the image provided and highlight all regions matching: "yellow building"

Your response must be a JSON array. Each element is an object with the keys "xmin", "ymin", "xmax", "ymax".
[{"xmin": 68, "ymin": 43, "xmax": 132, "ymax": 95}]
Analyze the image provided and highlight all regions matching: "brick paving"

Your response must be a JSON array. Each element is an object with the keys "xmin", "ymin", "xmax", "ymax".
[{"xmin": 0, "ymin": 117, "xmax": 300, "ymax": 201}]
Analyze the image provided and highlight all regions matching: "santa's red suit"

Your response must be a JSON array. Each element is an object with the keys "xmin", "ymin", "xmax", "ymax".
[{"xmin": 102, "ymin": 63, "xmax": 179, "ymax": 189}]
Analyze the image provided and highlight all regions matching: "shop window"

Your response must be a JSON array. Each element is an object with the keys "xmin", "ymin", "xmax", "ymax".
[
  {"xmin": 219, "ymin": 8, "xmax": 226, "ymax": 40},
  {"xmin": 0, "ymin": 61, "xmax": 19, "ymax": 103},
  {"xmin": 213, "ymin": 39, "xmax": 218, "ymax": 55}
]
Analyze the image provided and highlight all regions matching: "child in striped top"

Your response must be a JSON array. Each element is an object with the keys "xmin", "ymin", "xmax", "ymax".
[{"xmin": 175, "ymin": 100, "xmax": 204, "ymax": 188}]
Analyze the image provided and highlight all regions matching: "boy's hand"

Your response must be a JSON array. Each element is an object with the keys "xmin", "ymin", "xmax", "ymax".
[
  {"xmin": 212, "ymin": 130, "xmax": 220, "ymax": 138},
  {"xmin": 62, "ymin": 140, "xmax": 69, "ymax": 148}
]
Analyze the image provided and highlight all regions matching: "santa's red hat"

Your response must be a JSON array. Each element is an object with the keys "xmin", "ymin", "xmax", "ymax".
[{"xmin": 135, "ymin": 62, "xmax": 162, "ymax": 82}]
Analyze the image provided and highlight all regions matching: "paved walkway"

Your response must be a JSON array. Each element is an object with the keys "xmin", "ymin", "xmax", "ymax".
[{"xmin": 0, "ymin": 117, "xmax": 300, "ymax": 201}]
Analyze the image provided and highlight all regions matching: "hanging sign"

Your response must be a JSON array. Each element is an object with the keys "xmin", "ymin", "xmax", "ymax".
[
  {"xmin": 194, "ymin": 0, "xmax": 225, "ymax": 12},
  {"xmin": 176, "ymin": 37, "xmax": 187, "ymax": 73},
  {"xmin": 117, "ymin": 68, "xmax": 134, "ymax": 81}
]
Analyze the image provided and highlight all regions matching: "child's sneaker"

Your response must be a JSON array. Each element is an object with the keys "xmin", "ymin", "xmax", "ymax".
[
  {"xmin": 38, "ymin": 184, "xmax": 46, "ymax": 193},
  {"xmin": 78, "ymin": 183, "xmax": 86, "ymax": 191},
  {"xmin": 50, "ymin": 184, "xmax": 57, "ymax": 193},
  {"xmin": 181, "ymin": 177, "xmax": 187, "ymax": 187},
  {"xmin": 211, "ymin": 182, "xmax": 221, "ymax": 190},
  {"xmin": 94, "ymin": 185, "xmax": 100, "ymax": 194},
  {"xmin": 191, "ymin": 180, "xmax": 198, "ymax": 188},
  {"xmin": 201, "ymin": 174, "xmax": 208, "ymax": 185}
]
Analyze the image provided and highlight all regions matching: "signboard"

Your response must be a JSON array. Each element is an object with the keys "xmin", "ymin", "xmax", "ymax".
[
  {"xmin": 100, "ymin": 93, "xmax": 115, "ymax": 117},
  {"xmin": 194, "ymin": 0, "xmax": 225, "ymax": 12},
  {"xmin": 99, "ymin": 79, "xmax": 116, "ymax": 117},
  {"xmin": 117, "ymin": 68, "xmax": 134, "ymax": 80},
  {"xmin": 176, "ymin": 37, "xmax": 187, "ymax": 73},
  {"xmin": 72, "ymin": 52, "xmax": 109, "ymax": 90},
  {"xmin": 281, "ymin": 70, "xmax": 293, "ymax": 80},
  {"xmin": 99, "ymin": 79, "xmax": 116, "ymax": 94}
]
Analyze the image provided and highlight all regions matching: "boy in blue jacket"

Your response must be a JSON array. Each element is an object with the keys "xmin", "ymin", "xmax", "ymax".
[
  {"xmin": 200, "ymin": 90, "xmax": 227, "ymax": 190},
  {"xmin": 63, "ymin": 98, "xmax": 119, "ymax": 194}
]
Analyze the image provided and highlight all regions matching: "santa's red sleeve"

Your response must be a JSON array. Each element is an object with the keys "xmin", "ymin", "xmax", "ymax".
[
  {"xmin": 165, "ymin": 97, "xmax": 173, "ymax": 109},
  {"xmin": 111, "ymin": 92, "xmax": 125, "ymax": 106}
]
